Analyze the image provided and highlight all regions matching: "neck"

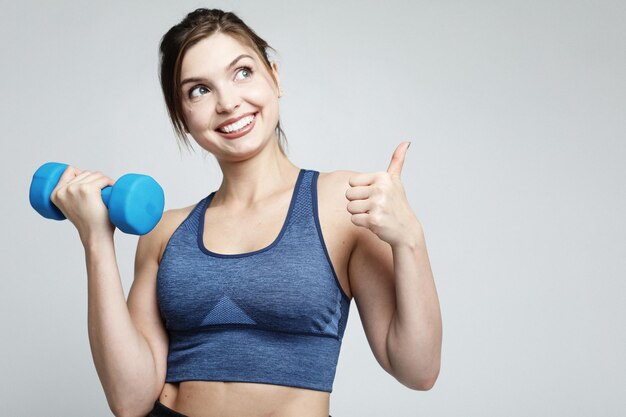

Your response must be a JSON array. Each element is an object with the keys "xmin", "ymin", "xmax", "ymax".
[{"xmin": 212, "ymin": 137, "xmax": 300, "ymax": 208}]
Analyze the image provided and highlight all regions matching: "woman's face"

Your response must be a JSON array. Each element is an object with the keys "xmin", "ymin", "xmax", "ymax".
[{"xmin": 179, "ymin": 32, "xmax": 282, "ymax": 159}]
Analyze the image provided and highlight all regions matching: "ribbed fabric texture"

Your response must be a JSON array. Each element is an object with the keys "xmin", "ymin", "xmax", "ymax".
[{"xmin": 156, "ymin": 169, "xmax": 351, "ymax": 392}]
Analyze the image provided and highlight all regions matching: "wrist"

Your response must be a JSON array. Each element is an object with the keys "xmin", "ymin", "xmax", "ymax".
[
  {"xmin": 394, "ymin": 222, "xmax": 425, "ymax": 250},
  {"xmin": 81, "ymin": 230, "xmax": 115, "ymax": 252}
]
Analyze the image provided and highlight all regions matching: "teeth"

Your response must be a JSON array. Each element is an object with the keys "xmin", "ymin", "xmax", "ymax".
[{"xmin": 219, "ymin": 114, "xmax": 255, "ymax": 133}]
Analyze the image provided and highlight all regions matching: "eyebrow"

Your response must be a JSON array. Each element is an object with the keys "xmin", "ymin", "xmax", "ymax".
[{"xmin": 180, "ymin": 54, "xmax": 254, "ymax": 87}]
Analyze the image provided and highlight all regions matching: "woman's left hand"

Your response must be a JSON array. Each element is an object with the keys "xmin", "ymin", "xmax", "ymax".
[{"xmin": 345, "ymin": 141, "xmax": 422, "ymax": 247}]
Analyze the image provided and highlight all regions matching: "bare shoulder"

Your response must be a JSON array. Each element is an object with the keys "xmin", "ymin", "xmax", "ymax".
[
  {"xmin": 317, "ymin": 169, "xmax": 360, "ymax": 192},
  {"xmin": 316, "ymin": 169, "xmax": 362, "ymax": 247},
  {"xmin": 154, "ymin": 203, "xmax": 197, "ymax": 263},
  {"xmin": 316, "ymin": 170, "xmax": 353, "ymax": 206}
]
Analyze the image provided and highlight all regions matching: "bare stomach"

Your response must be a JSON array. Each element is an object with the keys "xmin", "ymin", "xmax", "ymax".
[{"xmin": 158, "ymin": 381, "xmax": 331, "ymax": 417}]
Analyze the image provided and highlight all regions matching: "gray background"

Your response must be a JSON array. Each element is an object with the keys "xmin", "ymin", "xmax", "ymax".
[{"xmin": 1, "ymin": 0, "xmax": 624, "ymax": 416}]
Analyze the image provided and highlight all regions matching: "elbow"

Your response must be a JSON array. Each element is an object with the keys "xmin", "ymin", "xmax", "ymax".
[
  {"xmin": 406, "ymin": 374, "xmax": 438, "ymax": 391},
  {"xmin": 404, "ymin": 367, "xmax": 440, "ymax": 391},
  {"xmin": 387, "ymin": 346, "xmax": 441, "ymax": 391},
  {"xmin": 110, "ymin": 400, "xmax": 156, "ymax": 417},
  {"xmin": 106, "ymin": 378, "xmax": 162, "ymax": 417},
  {"xmin": 110, "ymin": 405, "xmax": 136, "ymax": 417},
  {"xmin": 111, "ymin": 407, "xmax": 149, "ymax": 417},
  {"xmin": 416, "ymin": 374, "xmax": 438, "ymax": 391}
]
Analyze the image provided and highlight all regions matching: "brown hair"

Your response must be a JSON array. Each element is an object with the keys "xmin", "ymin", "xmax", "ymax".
[{"xmin": 158, "ymin": 8, "xmax": 287, "ymax": 154}]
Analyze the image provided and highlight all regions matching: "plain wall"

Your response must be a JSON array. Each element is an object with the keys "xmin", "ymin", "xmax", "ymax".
[{"xmin": 1, "ymin": 0, "xmax": 624, "ymax": 416}]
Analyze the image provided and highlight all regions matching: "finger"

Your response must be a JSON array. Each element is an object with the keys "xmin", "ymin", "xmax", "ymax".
[
  {"xmin": 345, "ymin": 185, "xmax": 371, "ymax": 201},
  {"xmin": 56, "ymin": 165, "xmax": 82, "ymax": 186},
  {"xmin": 348, "ymin": 171, "xmax": 379, "ymax": 187},
  {"xmin": 53, "ymin": 168, "xmax": 88, "ymax": 197},
  {"xmin": 350, "ymin": 213, "xmax": 369, "ymax": 228},
  {"xmin": 81, "ymin": 171, "xmax": 107, "ymax": 184},
  {"xmin": 65, "ymin": 170, "xmax": 94, "ymax": 185},
  {"xmin": 386, "ymin": 141, "xmax": 411, "ymax": 178},
  {"xmin": 87, "ymin": 175, "xmax": 116, "ymax": 189},
  {"xmin": 346, "ymin": 199, "xmax": 371, "ymax": 215}
]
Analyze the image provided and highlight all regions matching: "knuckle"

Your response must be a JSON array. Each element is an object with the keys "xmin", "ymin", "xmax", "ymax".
[{"xmin": 51, "ymin": 187, "xmax": 65, "ymax": 204}]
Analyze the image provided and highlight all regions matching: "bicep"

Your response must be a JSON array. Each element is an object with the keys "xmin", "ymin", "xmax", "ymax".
[
  {"xmin": 348, "ymin": 222, "xmax": 397, "ymax": 375},
  {"xmin": 127, "ymin": 217, "xmax": 170, "ymax": 391}
]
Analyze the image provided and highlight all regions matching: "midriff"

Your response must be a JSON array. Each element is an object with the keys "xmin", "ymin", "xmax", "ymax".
[{"xmin": 159, "ymin": 381, "xmax": 330, "ymax": 417}]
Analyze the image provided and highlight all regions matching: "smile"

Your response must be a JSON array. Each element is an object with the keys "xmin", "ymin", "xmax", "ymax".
[
  {"xmin": 217, "ymin": 113, "xmax": 256, "ymax": 133},
  {"xmin": 215, "ymin": 113, "xmax": 257, "ymax": 140}
]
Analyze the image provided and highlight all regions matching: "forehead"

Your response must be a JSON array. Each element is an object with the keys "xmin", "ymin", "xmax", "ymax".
[{"xmin": 180, "ymin": 33, "xmax": 258, "ymax": 80}]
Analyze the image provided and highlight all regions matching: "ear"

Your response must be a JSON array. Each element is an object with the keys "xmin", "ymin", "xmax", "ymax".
[{"xmin": 271, "ymin": 61, "xmax": 283, "ymax": 98}]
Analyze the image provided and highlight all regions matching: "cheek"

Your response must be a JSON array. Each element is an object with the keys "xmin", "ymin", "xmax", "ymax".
[
  {"xmin": 246, "ymin": 86, "xmax": 274, "ymax": 104},
  {"xmin": 182, "ymin": 107, "xmax": 195, "ymax": 129},
  {"xmin": 249, "ymin": 75, "xmax": 279, "ymax": 103},
  {"xmin": 250, "ymin": 84, "xmax": 279, "ymax": 117},
  {"xmin": 184, "ymin": 103, "xmax": 210, "ymax": 129}
]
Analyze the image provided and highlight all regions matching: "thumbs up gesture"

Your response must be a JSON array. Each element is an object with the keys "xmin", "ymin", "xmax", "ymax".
[{"xmin": 346, "ymin": 141, "xmax": 421, "ymax": 247}]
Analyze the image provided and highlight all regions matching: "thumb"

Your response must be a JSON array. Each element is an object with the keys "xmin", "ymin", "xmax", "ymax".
[{"xmin": 386, "ymin": 141, "xmax": 411, "ymax": 178}]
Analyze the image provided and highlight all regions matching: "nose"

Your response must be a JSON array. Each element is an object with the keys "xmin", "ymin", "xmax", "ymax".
[{"xmin": 215, "ymin": 85, "xmax": 241, "ymax": 114}]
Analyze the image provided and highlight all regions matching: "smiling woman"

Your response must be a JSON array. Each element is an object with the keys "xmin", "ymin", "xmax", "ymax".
[
  {"xmin": 176, "ymin": 34, "xmax": 279, "ymax": 151},
  {"xmin": 63, "ymin": 7, "xmax": 441, "ymax": 417},
  {"xmin": 159, "ymin": 10, "xmax": 287, "ymax": 156}
]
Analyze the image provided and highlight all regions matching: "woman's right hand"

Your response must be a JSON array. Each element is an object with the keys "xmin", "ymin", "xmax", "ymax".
[{"xmin": 50, "ymin": 165, "xmax": 117, "ymax": 244}]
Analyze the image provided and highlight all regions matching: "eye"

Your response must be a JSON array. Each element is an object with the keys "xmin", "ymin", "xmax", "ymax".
[
  {"xmin": 234, "ymin": 66, "xmax": 253, "ymax": 81},
  {"xmin": 189, "ymin": 85, "xmax": 210, "ymax": 99}
]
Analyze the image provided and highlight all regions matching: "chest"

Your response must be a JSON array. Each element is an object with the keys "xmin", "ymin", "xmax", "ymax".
[
  {"xmin": 156, "ymin": 170, "xmax": 354, "ymax": 337},
  {"xmin": 201, "ymin": 172, "xmax": 353, "ymax": 299}
]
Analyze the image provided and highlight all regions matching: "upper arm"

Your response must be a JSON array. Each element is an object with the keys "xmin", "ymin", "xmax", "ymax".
[
  {"xmin": 344, "ymin": 171, "xmax": 397, "ymax": 375},
  {"xmin": 126, "ymin": 211, "xmax": 174, "ymax": 394}
]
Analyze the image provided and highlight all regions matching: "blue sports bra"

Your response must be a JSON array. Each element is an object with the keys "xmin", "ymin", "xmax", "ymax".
[{"xmin": 156, "ymin": 168, "xmax": 351, "ymax": 392}]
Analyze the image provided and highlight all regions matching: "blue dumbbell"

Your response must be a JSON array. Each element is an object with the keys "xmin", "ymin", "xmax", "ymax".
[{"xmin": 29, "ymin": 162, "xmax": 165, "ymax": 235}]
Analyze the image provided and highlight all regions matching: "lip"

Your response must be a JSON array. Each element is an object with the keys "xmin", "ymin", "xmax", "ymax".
[
  {"xmin": 215, "ymin": 112, "xmax": 257, "ymax": 130},
  {"xmin": 215, "ymin": 112, "xmax": 257, "ymax": 140}
]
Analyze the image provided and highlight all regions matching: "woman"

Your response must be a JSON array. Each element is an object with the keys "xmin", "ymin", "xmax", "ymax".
[{"xmin": 51, "ymin": 8, "xmax": 441, "ymax": 417}]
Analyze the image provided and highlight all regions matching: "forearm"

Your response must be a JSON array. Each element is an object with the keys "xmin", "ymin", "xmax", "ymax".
[
  {"xmin": 84, "ymin": 236, "xmax": 159, "ymax": 416},
  {"xmin": 386, "ymin": 226, "xmax": 442, "ymax": 390}
]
